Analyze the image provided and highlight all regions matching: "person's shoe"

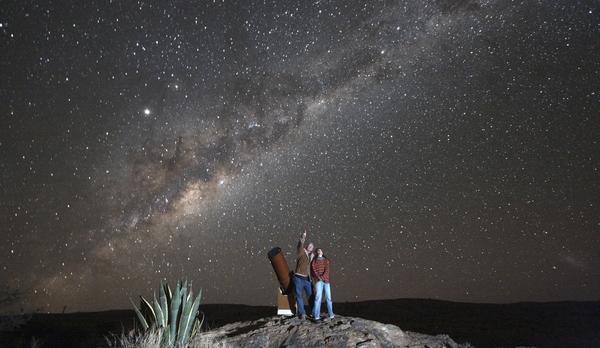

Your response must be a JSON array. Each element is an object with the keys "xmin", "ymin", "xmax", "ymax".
[
  {"xmin": 327, "ymin": 315, "xmax": 335, "ymax": 320},
  {"xmin": 299, "ymin": 314, "xmax": 306, "ymax": 320}
]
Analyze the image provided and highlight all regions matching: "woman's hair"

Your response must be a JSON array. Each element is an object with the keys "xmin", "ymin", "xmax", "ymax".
[{"xmin": 315, "ymin": 248, "xmax": 327, "ymax": 259}]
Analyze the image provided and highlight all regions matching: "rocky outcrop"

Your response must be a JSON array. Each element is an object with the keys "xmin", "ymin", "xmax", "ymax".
[{"xmin": 192, "ymin": 315, "xmax": 461, "ymax": 348}]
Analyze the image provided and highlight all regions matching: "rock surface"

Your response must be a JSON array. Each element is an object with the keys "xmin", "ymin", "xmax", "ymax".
[{"xmin": 192, "ymin": 315, "xmax": 461, "ymax": 348}]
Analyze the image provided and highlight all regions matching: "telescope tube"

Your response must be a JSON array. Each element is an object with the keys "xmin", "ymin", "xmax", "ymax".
[{"xmin": 268, "ymin": 247, "xmax": 292, "ymax": 294}]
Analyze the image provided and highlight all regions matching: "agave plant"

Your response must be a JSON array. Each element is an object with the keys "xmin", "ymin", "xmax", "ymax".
[{"xmin": 130, "ymin": 280, "xmax": 203, "ymax": 347}]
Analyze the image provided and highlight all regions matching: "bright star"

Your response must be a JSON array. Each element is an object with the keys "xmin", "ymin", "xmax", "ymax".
[{"xmin": 144, "ymin": 108, "xmax": 151, "ymax": 115}]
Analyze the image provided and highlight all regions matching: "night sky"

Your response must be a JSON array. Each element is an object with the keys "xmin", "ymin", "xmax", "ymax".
[{"xmin": 1, "ymin": 0, "xmax": 599, "ymax": 313}]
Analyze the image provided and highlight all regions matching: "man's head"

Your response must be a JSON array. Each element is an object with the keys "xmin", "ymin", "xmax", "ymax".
[{"xmin": 306, "ymin": 242, "xmax": 314, "ymax": 253}]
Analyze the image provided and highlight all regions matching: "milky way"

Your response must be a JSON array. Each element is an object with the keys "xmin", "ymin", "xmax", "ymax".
[{"xmin": 1, "ymin": 0, "xmax": 600, "ymax": 312}]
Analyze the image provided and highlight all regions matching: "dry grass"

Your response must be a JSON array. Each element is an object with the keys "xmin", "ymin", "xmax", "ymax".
[
  {"xmin": 106, "ymin": 328, "xmax": 231, "ymax": 348},
  {"xmin": 106, "ymin": 328, "xmax": 164, "ymax": 348}
]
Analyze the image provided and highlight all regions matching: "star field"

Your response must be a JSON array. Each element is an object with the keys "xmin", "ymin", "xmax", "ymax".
[{"xmin": 1, "ymin": 0, "xmax": 599, "ymax": 312}]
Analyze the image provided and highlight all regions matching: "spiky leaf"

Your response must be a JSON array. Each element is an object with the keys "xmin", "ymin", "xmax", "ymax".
[
  {"xmin": 129, "ymin": 297, "xmax": 149, "ymax": 331},
  {"xmin": 176, "ymin": 281, "xmax": 190, "ymax": 344},
  {"xmin": 164, "ymin": 282, "xmax": 172, "ymax": 304},
  {"xmin": 178, "ymin": 288, "xmax": 202, "ymax": 344},
  {"xmin": 159, "ymin": 281, "xmax": 169, "ymax": 328},
  {"xmin": 153, "ymin": 292, "xmax": 164, "ymax": 329},
  {"xmin": 139, "ymin": 296, "xmax": 156, "ymax": 325},
  {"xmin": 168, "ymin": 280, "xmax": 182, "ymax": 345},
  {"xmin": 191, "ymin": 311, "xmax": 204, "ymax": 338},
  {"xmin": 176, "ymin": 292, "xmax": 193, "ymax": 344}
]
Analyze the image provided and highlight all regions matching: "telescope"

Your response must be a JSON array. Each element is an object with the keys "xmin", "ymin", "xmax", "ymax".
[{"xmin": 267, "ymin": 247, "xmax": 296, "ymax": 316}]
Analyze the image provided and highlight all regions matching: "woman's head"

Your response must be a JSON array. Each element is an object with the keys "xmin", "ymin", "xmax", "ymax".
[{"xmin": 316, "ymin": 248, "xmax": 324, "ymax": 257}]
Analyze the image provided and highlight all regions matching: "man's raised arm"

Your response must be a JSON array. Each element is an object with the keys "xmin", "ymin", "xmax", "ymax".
[{"xmin": 297, "ymin": 229, "xmax": 306, "ymax": 255}]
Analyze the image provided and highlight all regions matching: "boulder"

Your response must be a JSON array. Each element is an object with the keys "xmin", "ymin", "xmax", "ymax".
[{"xmin": 192, "ymin": 315, "xmax": 461, "ymax": 348}]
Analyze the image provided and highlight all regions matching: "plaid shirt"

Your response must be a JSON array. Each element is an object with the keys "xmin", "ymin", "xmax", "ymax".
[{"xmin": 311, "ymin": 257, "xmax": 330, "ymax": 283}]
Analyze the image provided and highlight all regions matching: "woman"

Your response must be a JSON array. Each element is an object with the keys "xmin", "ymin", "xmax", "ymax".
[{"xmin": 311, "ymin": 248, "xmax": 334, "ymax": 320}]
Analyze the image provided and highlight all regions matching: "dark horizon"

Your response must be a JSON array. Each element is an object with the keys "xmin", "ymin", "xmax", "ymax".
[
  {"xmin": 4, "ymin": 294, "xmax": 600, "ymax": 316},
  {"xmin": 2, "ymin": 0, "xmax": 599, "ymax": 313},
  {"xmin": 4, "ymin": 296, "xmax": 600, "ymax": 316}
]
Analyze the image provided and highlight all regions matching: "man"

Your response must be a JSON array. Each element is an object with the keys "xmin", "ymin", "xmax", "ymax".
[{"xmin": 293, "ymin": 228, "xmax": 314, "ymax": 319}]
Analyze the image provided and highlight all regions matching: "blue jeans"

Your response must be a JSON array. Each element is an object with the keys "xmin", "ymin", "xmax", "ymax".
[
  {"xmin": 293, "ymin": 275, "xmax": 312, "ymax": 316},
  {"xmin": 313, "ymin": 280, "xmax": 334, "ymax": 319}
]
